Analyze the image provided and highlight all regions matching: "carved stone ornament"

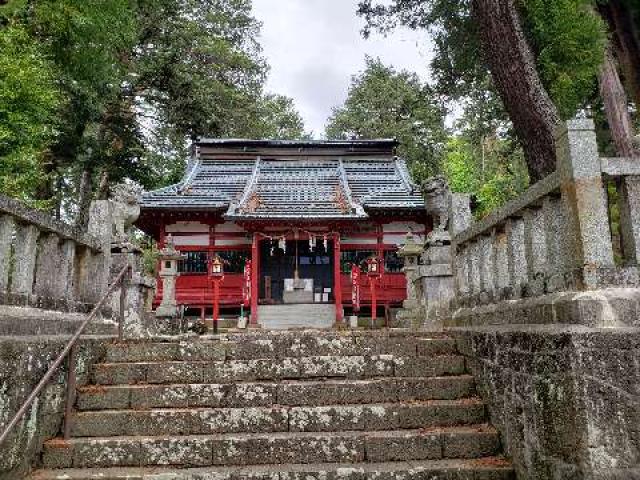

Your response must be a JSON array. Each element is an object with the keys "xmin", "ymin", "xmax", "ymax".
[
  {"xmin": 110, "ymin": 183, "xmax": 142, "ymax": 244},
  {"xmin": 421, "ymin": 176, "xmax": 452, "ymax": 246}
]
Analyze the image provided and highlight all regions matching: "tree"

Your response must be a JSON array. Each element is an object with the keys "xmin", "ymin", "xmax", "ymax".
[
  {"xmin": 357, "ymin": 0, "xmax": 611, "ymax": 181},
  {"xmin": 0, "ymin": 0, "xmax": 308, "ymax": 223},
  {"xmin": 325, "ymin": 58, "xmax": 447, "ymax": 181},
  {"xmin": 0, "ymin": 24, "xmax": 61, "ymax": 204}
]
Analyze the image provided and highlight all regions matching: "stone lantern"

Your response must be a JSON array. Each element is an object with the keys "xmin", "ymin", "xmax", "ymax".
[
  {"xmin": 396, "ymin": 230, "xmax": 425, "ymax": 327},
  {"xmin": 156, "ymin": 235, "xmax": 183, "ymax": 319}
]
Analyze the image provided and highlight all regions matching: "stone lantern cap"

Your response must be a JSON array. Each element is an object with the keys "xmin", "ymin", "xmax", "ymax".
[
  {"xmin": 398, "ymin": 230, "xmax": 424, "ymax": 258},
  {"xmin": 158, "ymin": 234, "xmax": 184, "ymax": 261}
]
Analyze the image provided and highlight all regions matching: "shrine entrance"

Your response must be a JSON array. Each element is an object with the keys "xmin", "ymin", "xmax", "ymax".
[{"xmin": 259, "ymin": 239, "xmax": 335, "ymax": 305}]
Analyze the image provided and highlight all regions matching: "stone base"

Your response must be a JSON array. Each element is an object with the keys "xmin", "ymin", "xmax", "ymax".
[
  {"xmin": 451, "ymin": 323, "xmax": 640, "ymax": 480},
  {"xmin": 449, "ymin": 287, "xmax": 640, "ymax": 328}
]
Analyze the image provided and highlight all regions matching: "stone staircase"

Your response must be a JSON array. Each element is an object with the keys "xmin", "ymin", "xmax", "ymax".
[
  {"xmin": 31, "ymin": 330, "xmax": 514, "ymax": 479},
  {"xmin": 258, "ymin": 304, "xmax": 335, "ymax": 330}
]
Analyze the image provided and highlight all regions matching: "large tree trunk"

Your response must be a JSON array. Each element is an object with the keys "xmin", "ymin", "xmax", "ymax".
[
  {"xmin": 471, "ymin": 0, "xmax": 561, "ymax": 183},
  {"xmin": 600, "ymin": 0, "xmax": 640, "ymax": 108},
  {"xmin": 599, "ymin": 47, "xmax": 637, "ymax": 157},
  {"xmin": 75, "ymin": 167, "xmax": 94, "ymax": 230}
]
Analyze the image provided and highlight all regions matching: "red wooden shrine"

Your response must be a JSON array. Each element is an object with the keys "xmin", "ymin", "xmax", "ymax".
[{"xmin": 136, "ymin": 139, "xmax": 429, "ymax": 325}]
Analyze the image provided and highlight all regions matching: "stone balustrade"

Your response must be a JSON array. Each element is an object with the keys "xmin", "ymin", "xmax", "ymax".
[
  {"xmin": 0, "ymin": 195, "xmax": 108, "ymax": 312},
  {"xmin": 450, "ymin": 119, "xmax": 640, "ymax": 325}
]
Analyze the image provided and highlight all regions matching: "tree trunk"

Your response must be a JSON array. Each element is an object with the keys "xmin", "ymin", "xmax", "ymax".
[
  {"xmin": 96, "ymin": 170, "xmax": 110, "ymax": 200},
  {"xmin": 600, "ymin": 0, "xmax": 640, "ymax": 108},
  {"xmin": 599, "ymin": 47, "xmax": 637, "ymax": 157},
  {"xmin": 471, "ymin": 0, "xmax": 561, "ymax": 183},
  {"xmin": 35, "ymin": 150, "xmax": 57, "ymax": 205},
  {"xmin": 75, "ymin": 167, "xmax": 94, "ymax": 230}
]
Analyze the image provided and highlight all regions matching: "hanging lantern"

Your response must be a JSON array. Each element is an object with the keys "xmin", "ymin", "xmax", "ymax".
[
  {"xmin": 279, "ymin": 236, "xmax": 286, "ymax": 253},
  {"xmin": 323, "ymin": 234, "xmax": 328, "ymax": 252},
  {"xmin": 208, "ymin": 254, "xmax": 224, "ymax": 278},
  {"xmin": 366, "ymin": 256, "xmax": 382, "ymax": 277}
]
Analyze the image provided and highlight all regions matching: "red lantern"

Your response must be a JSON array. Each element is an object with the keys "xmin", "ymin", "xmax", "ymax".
[
  {"xmin": 208, "ymin": 254, "xmax": 225, "ymax": 333},
  {"xmin": 366, "ymin": 256, "xmax": 382, "ymax": 278},
  {"xmin": 366, "ymin": 256, "xmax": 383, "ymax": 326}
]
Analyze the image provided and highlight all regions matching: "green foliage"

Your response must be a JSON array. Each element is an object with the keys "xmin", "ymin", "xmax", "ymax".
[
  {"xmin": 0, "ymin": 24, "xmax": 61, "ymax": 203},
  {"xmin": 248, "ymin": 94, "xmax": 309, "ymax": 140},
  {"xmin": 519, "ymin": 0, "xmax": 608, "ymax": 118},
  {"xmin": 0, "ymin": 0, "xmax": 308, "ymax": 215},
  {"xmin": 325, "ymin": 57, "xmax": 447, "ymax": 180}
]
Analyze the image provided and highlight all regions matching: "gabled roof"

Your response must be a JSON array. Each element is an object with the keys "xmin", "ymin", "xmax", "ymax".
[{"xmin": 141, "ymin": 139, "xmax": 424, "ymax": 220}]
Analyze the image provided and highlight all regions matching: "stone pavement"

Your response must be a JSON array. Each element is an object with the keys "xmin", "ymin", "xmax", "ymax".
[{"xmin": 30, "ymin": 330, "xmax": 514, "ymax": 479}]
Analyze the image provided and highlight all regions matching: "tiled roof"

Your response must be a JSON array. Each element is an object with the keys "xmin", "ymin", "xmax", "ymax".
[{"xmin": 141, "ymin": 151, "xmax": 424, "ymax": 220}]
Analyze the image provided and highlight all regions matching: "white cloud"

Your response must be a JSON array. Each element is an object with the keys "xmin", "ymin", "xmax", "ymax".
[{"xmin": 252, "ymin": 0, "xmax": 434, "ymax": 137}]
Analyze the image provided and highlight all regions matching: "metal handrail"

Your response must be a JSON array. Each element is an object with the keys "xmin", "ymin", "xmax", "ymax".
[{"xmin": 0, "ymin": 263, "xmax": 132, "ymax": 445}]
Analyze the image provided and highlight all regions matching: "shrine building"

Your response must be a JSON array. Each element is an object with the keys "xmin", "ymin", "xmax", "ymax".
[{"xmin": 137, "ymin": 139, "xmax": 430, "ymax": 326}]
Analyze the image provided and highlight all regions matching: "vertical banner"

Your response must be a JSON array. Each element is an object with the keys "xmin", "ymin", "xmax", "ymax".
[
  {"xmin": 351, "ymin": 264, "xmax": 361, "ymax": 312},
  {"xmin": 243, "ymin": 260, "xmax": 252, "ymax": 307}
]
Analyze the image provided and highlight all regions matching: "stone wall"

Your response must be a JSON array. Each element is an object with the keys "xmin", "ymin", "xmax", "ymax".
[
  {"xmin": 0, "ymin": 336, "xmax": 107, "ymax": 479},
  {"xmin": 0, "ymin": 195, "xmax": 108, "ymax": 312},
  {"xmin": 454, "ymin": 326, "xmax": 640, "ymax": 480},
  {"xmin": 444, "ymin": 119, "xmax": 640, "ymax": 480}
]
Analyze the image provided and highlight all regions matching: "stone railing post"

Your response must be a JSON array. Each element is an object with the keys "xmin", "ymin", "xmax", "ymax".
[
  {"xmin": 11, "ymin": 224, "xmax": 39, "ymax": 301},
  {"xmin": 618, "ymin": 175, "xmax": 640, "ymax": 264},
  {"xmin": 555, "ymin": 119, "xmax": 615, "ymax": 284},
  {"xmin": 86, "ymin": 200, "xmax": 112, "ymax": 303},
  {"xmin": 0, "ymin": 215, "xmax": 15, "ymax": 294}
]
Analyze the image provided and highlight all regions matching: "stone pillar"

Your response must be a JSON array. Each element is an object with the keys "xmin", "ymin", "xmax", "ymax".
[
  {"xmin": 523, "ymin": 207, "xmax": 546, "ymax": 295},
  {"xmin": 493, "ymin": 228, "xmax": 509, "ymax": 296},
  {"xmin": 455, "ymin": 246, "xmax": 470, "ymax": 297},
  {"xmin": 87, "ymin": 200, "xmax": 112, "ymax": 303},
  {"xmin": 11, "ymin": 224, "xmax": 39, "ymax": 299},
  {"xmin": 468, "ymin": 241, "xmax": 481, "ymax": 295},
  {"xmin": 555, "ymin": 119, "xmax": 615, "ymax": 282},
  {"xmin": 156, "ymin": 235, "xmax": 182, "ymax": 319},
  {"xmin": 506, "ymin": 218, "xmax": 527, "ymax": 298},
  {"xmin": 34, "ymin": 233, "xmax": 62, "ymax": 305},
  {"xmin": 59, "ymin": 240, "xmax": 76, "ymax": 304},
  {"xmin": 618, "ymin": 176, "xmax": 640, "ymax": 264},
  {"xmin": 450, "ymin": 193, "xmax": 472, "ymax": 237},
  {"xmin": 479, "ymin": 234, "xmax": 495, "ymax": 296},
  {"xmin": 0, "ymin": 214, "xmax": 15, "ymax": 293}
]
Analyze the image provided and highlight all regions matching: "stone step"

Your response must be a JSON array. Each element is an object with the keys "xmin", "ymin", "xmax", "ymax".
[
  {"xmin": 68, "ymin": 399, "xmax": 486, "ymax": 437},
  {"xmin": 103, "ymin": 336, "xmax": 457, "ymax": 363},
  {"xmin": 92, "ymin": 355, "xmax": 466, "ymax": 385},
  {"xmin": 42, "ymin": 426, "xmax": 502, "ymax": 468},
  {"xmin": 30, "ymin": 458, "xmax": 515, "ymax": 480},
  {"xmin": 258, "ymin": 304, "xmax": 336, "ymax": 330},
  {"xmin": 77, "ymin": 376, "xmax": 476, "ymax": 410}
]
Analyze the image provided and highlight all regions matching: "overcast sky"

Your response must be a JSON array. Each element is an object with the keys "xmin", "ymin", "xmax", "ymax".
[{"xmin": 252, "ymin": 0, "xmax": 434, "ymax": 138}]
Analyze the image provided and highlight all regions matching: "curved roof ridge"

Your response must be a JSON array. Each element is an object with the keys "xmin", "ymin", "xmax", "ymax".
[
  {"xmin": 337, "ymin": 158, "xmax": 366, "ymax": 217},
  {"xmin": 227, "ymin": 156, "xmax": 262, "ymax": 215}
]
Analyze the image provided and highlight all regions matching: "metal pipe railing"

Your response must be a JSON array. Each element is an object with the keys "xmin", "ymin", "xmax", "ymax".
[{"xmin": 0, "ymin": 263, "xmax": 132, "ymax": 445}]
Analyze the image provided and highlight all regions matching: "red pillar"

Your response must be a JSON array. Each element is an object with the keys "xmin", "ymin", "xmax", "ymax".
[
  {"xmin": 333, "ymin": 234, "xmax": 343, "ymax": 324},
  {"xmin": 250, "ymin": 233, "xmax": 259, "ymax": 325}
]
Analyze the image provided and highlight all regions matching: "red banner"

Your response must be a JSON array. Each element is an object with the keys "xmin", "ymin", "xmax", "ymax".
[
  {"xmin": 351, "ymin": 264, "xmax": 361, "ymax": 312},
  {"xmin": 243, "ymin": 260, "xmax": 252, "ymax": 307}
]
